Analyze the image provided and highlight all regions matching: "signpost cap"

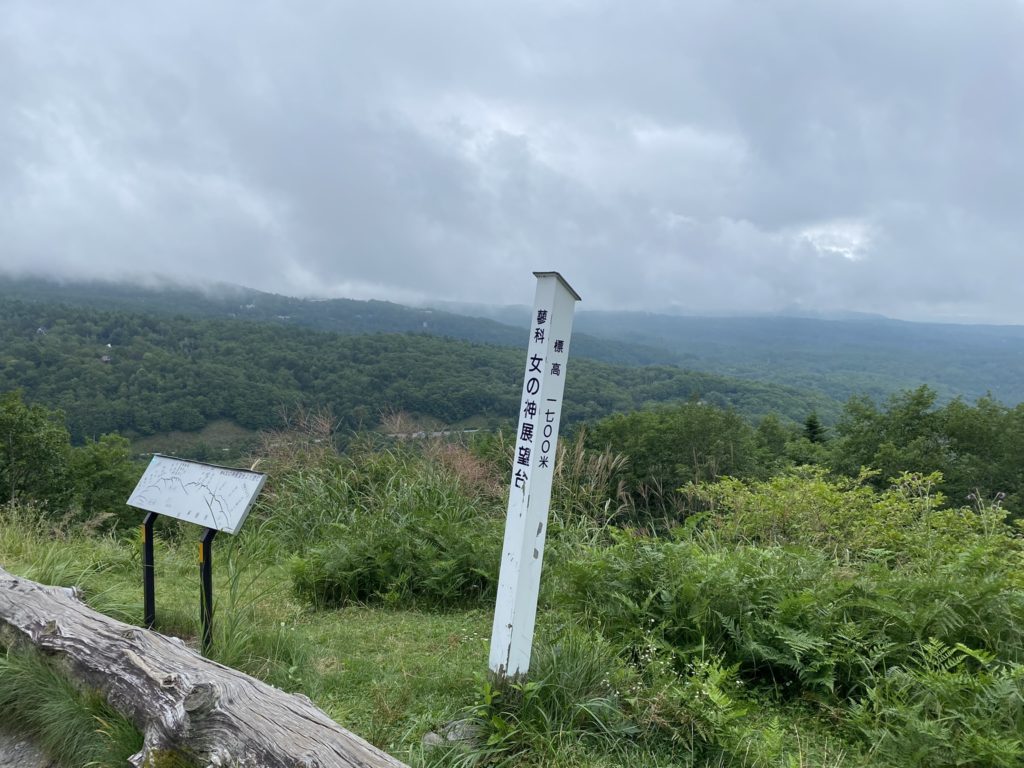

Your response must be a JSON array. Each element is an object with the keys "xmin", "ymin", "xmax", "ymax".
[{"xmin": 532, "ymin": 271, "xmax": 581, "ymax": 301}]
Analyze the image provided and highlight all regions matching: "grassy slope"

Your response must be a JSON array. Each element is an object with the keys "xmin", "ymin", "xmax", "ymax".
[
  {"xmin": 0, "ymin": 514, "xmax": 483, "ymax": 763},
  {"xmin": 0, "ymin": 512, "xmax": 862, "ymax": 768},
  {"xmin": 0, "ymin": 517, "xmax": 1018, "ymax": 762}
]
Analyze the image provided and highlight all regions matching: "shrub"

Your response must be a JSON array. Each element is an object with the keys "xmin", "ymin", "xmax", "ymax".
[
  {"xmin": 624, "ymin": 640, "xmax": 750, "ymax": 754},
  {"xmin": 447, "ymin": 628, "xmax": 794, "ymax": 767},
  {"xmin": 586, "ymin": 402, "xmax": 761, "ymax": 518},
  {"xmin": 563, "ymin": 534, "xmax": 852, "ymax": 694},
  {"xmin": 287, "ymin": 446, "xmax": 503, "ymax": 609},
  {"xmin": 849, "ymin": 640, "xmax": 1024, "ymax": 767},
  {"xmin": 563, "ymin": 470, "xmax": 1024, "ymax": 698},
  {"xmin": 688, "ymin": 468, "xmax": 1023, "ymax": 565},
  {"xmin": 68, "ymin": 433, "xmax": 140, "ymax": 531}
]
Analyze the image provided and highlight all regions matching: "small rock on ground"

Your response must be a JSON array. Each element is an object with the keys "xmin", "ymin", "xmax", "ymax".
[{"xmin": 421, "ymin": 719, "xmax": 477, "ymax": 748}]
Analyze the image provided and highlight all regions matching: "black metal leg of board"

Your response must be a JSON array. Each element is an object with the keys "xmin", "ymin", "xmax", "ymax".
[
  {"xmin": 199, "ymin": 527, "xmax": 217, "ymax": 654},
  {"xmin": 142, "ymin": 512, "xmax": 158, "ymax": 629}
]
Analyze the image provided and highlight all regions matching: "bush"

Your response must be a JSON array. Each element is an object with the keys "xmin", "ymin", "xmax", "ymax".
[
  {"xmin": 587, "ymin": 402, "xmax": 761, "ymax": 515},
  {"xmin": 689, "ymin": 468, "xmax": 1021, "ymax": 565},
  {"xmin": 287, "ymin": 446, "xmax": 503, "ymax": 608},
  {"xmin": 564, "ymin": 534, "xmax": 849, "ymax": 693},
  {"xmin": 850, "ymin": 640, "xmax": 1024, "ymax": 767},
  {"xmin": 560, "ymin": 472, "xmax": 1024, "ymax": 764},
  {"xmin": 68, "ymin": 433, "xmax": 140, "ymax": 530},
  {"xmin": 565, "ymin": 532, "xmax": 1024, "ymax": 697},
  {"xmin": 447, "ymin": 628, "xmax": 798, "ymax": 768}
]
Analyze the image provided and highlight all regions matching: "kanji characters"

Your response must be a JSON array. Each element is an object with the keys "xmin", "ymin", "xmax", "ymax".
[{"xmin": 517, "ymin": 446, "xmax": 531, "ymax": 466}]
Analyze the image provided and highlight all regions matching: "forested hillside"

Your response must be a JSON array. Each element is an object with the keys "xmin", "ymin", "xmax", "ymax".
[
  {"xmin": 0, "ymin": 298, "xmax": 835, "ymax": 442},
  {"xmin": 0, "ymin": 275, "xmax": 678, "ymax": 367},
  {"xmin": 9, "ymin": 276, "xmax": 1024, "ymax": 407},
  {"xmin": 573, "ymin": 312, "xmax": 1024, "ymax": 404},
  {"xmin": 450, "ymin": 306, "xmax": 1024, "ymax": 405}
]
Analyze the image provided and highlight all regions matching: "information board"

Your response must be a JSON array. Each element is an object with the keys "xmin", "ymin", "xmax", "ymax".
[{"xmin": 127, "ymin": 455, "xmax": 266, "ymax": 535}]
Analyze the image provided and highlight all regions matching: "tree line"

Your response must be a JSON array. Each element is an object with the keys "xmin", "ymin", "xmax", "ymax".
[
  {"xmin": 0, "ymin": 391, "xmax": 137, "ymax": 523},
  {"xmin": 587, "ymin": 385, "xmax": 1024, "ymax": 519},
  {"xmin": 5, "ymin": 377, "xmax": 1024, "ymax": 528}
]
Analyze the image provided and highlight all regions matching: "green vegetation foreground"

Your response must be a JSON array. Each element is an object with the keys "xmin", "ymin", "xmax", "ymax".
[{"xmin": 1, "ymin": 420, "xmax": 1022, "ymax": 767}]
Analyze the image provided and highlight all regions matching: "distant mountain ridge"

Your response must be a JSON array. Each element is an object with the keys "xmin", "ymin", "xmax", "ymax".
[
  {"xmin": 433, "ymin": 300, "xmax": 1024, "ymax": 405},
  {"xmin": 4, "ymin": 274, "xmax": 1024, "ymax": 406},
  {"xmin": 0, "ymin": 275, "xmax": 682, "ymax": 368}
]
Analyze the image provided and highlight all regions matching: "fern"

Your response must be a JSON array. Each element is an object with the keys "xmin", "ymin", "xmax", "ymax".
[{"xmin": 851, "ymin": 641, "xmax": 1024, "ymax": 767}]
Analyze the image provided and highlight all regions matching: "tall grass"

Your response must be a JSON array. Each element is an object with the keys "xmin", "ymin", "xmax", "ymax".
[
  {"xmin": 436, "ymin": 625, "xmax": 639, "ymax": 767},
  {"xmin": 0, "ymin": 646, "xmax": 144, "ymax": 767},
  {"xmin": 288, "ymin": 446, "xmax": 503, "ymax": 609},
  {"xmin": 208, "ymin": 536, "xmax": 318, "ymax": 694}
]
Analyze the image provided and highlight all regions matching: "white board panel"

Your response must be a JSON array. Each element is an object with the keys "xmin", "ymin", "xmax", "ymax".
[{"xmin": 127, "ymin": 455, "xmax": 266, "ymax": 535}]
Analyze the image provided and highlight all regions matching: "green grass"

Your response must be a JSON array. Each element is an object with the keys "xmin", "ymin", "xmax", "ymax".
[
  {"xmin": 0, "ymin": 509, "xmax": 493, "ymax": 764},
  {"xmin": 0, "ymin": 462, "xmax": 872, "ymax": 768},
  {"xmin": 2, "ymin": 508, "xmax": 859, "ymax": 768},
  {"xmin": 308, "ymin": 606, "xmax": 490, "ymax": 751},
  {"xmin": 5, "ymin": 443, "xmax": 1020, "ymax": 767},
  {"xmin": 0, "ymin": 646, "xmax": 144, "ymax": 767}
]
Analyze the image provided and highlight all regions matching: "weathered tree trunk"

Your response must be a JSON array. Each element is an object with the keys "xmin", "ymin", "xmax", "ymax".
[
  {"xmin": 0, "ymin": 566, "xmax": 409, "ymax": 768},
  {"xmin": 0, "ymin": 724, "xmax": 56, "ymax": 768}
]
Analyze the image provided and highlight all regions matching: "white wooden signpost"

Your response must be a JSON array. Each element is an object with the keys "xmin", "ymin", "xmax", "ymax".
[{"xmin": 489, "ymin": 271, "xmax": 580, "ymax": 680}]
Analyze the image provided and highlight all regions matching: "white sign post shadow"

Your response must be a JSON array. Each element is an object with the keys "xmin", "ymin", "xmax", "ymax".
[{"xmin": 489, "ymin": 271, "xmax": 580, "ymax": 680}]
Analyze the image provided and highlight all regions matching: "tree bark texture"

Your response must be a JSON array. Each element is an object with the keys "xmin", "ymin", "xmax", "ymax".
[{"xmin": 0, "ymin": 566, "xmax": 409, "ymax": 768}]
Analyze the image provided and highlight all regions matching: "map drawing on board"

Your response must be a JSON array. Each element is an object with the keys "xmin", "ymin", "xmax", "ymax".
[{"xmin": 127, "ymin": 455, "xmax": 267, "ymax": 535}]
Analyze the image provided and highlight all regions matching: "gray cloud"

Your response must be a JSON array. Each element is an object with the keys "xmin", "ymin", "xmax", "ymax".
[{"xmin": 1, "ymin": 0, "xmax": 1022, "ymax": 321}]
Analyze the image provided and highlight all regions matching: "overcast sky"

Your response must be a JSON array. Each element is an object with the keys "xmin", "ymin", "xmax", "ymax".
[{"xmin": 2, "ymin": 1, "xmax": 1022, "ymax": 322}]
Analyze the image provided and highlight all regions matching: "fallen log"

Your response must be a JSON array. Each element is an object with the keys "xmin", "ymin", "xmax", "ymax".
[{"xmin": 0, "ymin": 566, "xmax": 409, "ymax": 768}]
